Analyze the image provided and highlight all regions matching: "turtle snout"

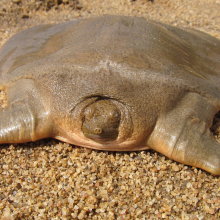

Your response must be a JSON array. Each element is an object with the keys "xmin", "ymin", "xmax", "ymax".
[{"xmin": 94, "ymin": 127, "xmax": 102, "ymax": 134}]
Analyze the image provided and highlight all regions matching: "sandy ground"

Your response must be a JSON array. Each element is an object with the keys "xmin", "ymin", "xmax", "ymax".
[{"xmin": 1, "ymin": 0, "xmax": 220, "ymax": 219}]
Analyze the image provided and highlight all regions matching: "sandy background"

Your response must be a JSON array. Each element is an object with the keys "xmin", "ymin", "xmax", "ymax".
[{"xmin": 0, "ymin": 0, "xmax": 220, "ymax": 219}]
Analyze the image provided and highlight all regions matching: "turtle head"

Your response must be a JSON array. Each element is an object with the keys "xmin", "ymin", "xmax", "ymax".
[{"xmin": 82, "ymin": 99, "xmax": 121, "ymax": 142}]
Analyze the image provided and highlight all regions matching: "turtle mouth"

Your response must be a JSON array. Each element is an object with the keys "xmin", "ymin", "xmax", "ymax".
[{"xmin": 83, "ymin": 132, "xmax": 119, "ymax": 143}]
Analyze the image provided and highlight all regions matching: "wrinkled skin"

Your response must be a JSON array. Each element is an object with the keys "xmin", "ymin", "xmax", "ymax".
[{"xmin": 0, "ymin": 15, "xmax": 220, "ymax": 175}]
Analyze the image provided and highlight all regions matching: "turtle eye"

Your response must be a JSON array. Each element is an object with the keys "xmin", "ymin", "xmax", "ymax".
[
  {"xmin": 108, "ymin": 109, "xmax": 119, "ymax": 119},
  {"xmin": 84, "ymin": 106, "xmax": 95, "ymax": 119}
]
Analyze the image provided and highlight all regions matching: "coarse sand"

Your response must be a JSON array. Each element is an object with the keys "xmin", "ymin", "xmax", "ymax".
[{"xmin": 0, "ymin": 0, "xmax": 220, "ymax": 219}]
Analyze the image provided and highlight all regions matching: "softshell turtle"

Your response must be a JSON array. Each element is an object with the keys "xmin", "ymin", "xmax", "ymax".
[{"xmin": 0, "ymin": 15, "xmax": 220, "ymax": 175}]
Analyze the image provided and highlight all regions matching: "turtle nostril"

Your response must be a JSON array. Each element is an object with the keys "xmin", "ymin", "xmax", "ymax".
[{"xmin": 94, "ymin": 127, "xmax": 102, "ymax": 134}]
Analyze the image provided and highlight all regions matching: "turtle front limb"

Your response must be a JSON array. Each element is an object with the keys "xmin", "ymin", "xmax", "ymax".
[
  {"xmin": 147, "ymin": 93, "xmax": 220, "ymax": 175},
  {"xmin": 171, "ymin": 116, "xmax": 220, "ymax": 175},
  {"xmin": 0, "ymin": 80, "xmax": 53, "ymax": 144}
]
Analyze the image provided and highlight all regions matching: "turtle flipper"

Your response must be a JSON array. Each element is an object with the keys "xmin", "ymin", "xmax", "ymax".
[
  {"xmin": 0, "ymin": 79, "xmax": 53, "ymax": 144},
  {"xmin": 147, "ymin": 93, "xmax": 220, "ymax": 175},
  {"xmin": 171, "ymin": 116, "xmax": 220, "ymax": 175},
  {"xmin": 0, "ymin": 100, "xmax": 37, "ymax": 143}
]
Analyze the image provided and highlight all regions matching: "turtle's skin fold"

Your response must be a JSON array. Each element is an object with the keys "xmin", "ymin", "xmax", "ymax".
[{"xmin": 0, "ymin": 15, "xmax": 220, "ymax": 175}]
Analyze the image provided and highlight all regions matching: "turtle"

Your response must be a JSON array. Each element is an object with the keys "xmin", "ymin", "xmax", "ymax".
[{"xmin": 0, "ymin": 15, "xmax": 220, "ymax": 175}]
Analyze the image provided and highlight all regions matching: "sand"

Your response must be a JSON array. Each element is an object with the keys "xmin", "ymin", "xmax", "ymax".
[{"xmin": 0, "ymin": 0, "xmax": 220, "ymax": 219}]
